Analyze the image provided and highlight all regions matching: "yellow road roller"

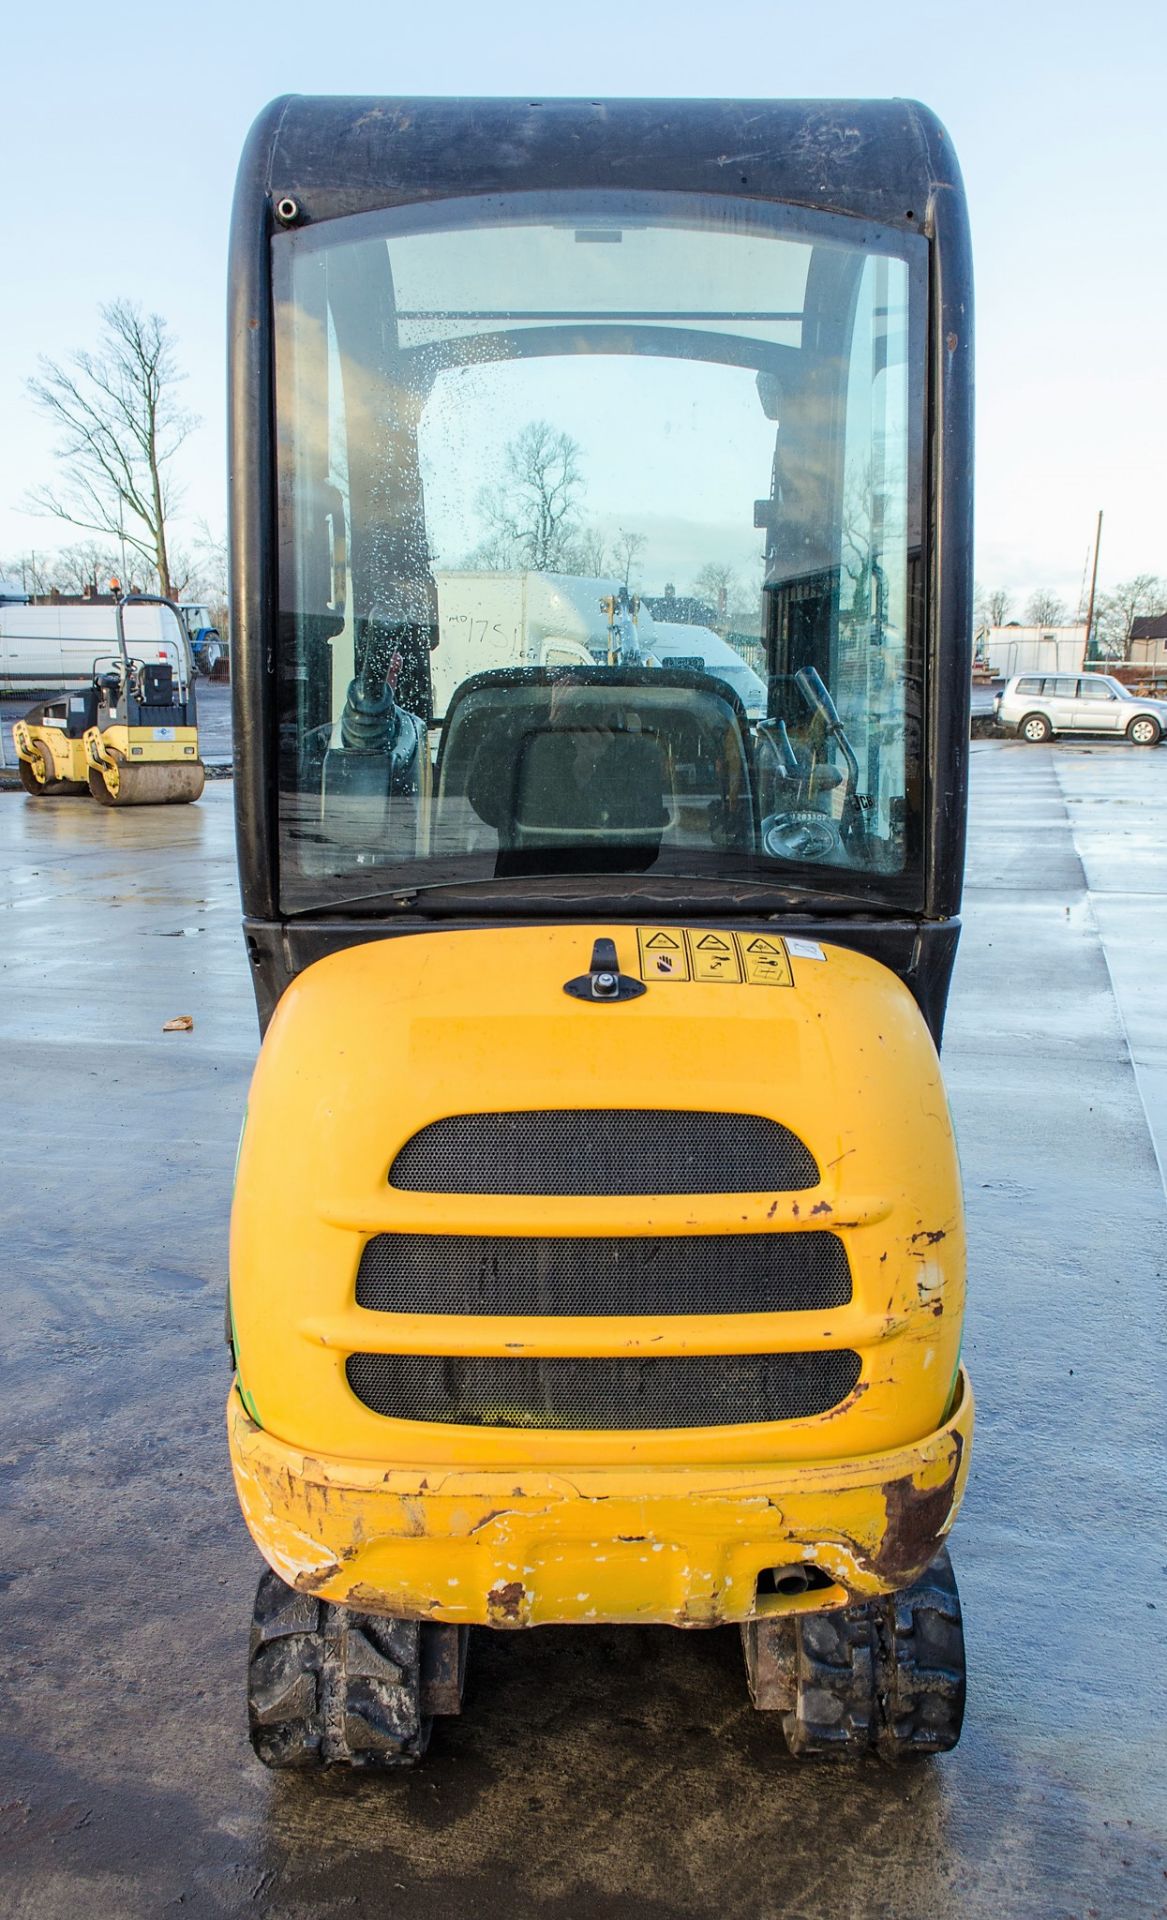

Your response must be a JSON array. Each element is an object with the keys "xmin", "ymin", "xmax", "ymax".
[
  {"xmin": 13, "ymin": 592, "xmax": 205, "ymax": 807},
  {"xmin": 226, "ymin": 95, "xmax": 976, "ymax": 1767}
]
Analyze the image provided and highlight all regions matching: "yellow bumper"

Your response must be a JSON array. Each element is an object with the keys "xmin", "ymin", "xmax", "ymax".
[{"xmin": 228, "ymin": 1368, "xmax": 973, "ymax": 1628}]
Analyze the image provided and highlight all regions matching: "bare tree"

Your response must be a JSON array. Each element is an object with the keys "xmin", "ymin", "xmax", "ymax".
[
  {"xmin": 50, "ymin": 540, "xmax": 123, "ymax": 596},
  {"xmin": 25, "ymin": 301, "xmax": 198, "ymax": 601},
  {"xmin": 161, "ymin": 547, "xmax": 200, "ymax": 600},
  {"xmin": 0, "ymin": 551, "xmax": 55, "ymax": 596},
  {"xmin": 987, "ymin": 585, "xmax": 1012, "ymax": 626},
  {"xmin": 472, "ymin": 421, "xmax": 585, "ymax": 571},
  {"xmin": 611, "ymin": 527, "xmax": 646, "ymax": 589},
  {"xmin": 975, "ymin": 583, "xmax": 1012, "ymax": 628},
  {"xmin": 1094, "ymin": 573, "xmax": 1167, "ymax": 655},
  {"xmin": 1023, "ymin": 588, "xmax": 1070, "ymax": 627},
  {"xmin": 188, "ymin": 521, "xmax": 229, "ymax": 625},
  {"xmin": 149, "ymin": 523, "xmax": 229, "ymax": 631},
  {"xmin": 1091, "ymin": 576, "xmax": 1166, "ymax": 659},
  {"xmin": 569, "ymin": 525, "xmax": 611, "ymax": 576},
  {"xmin": 691, "ymin": 561, "xmax": 739, "ymax": 631}
]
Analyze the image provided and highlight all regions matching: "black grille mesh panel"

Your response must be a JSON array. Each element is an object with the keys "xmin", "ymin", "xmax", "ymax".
[
  {"xmin": 355, "ymin": 1231, "xmax": 851, "ymax": 1316},
  {"xmin": 389, "ymin": 1110, "xmax": 819, "ymax": 1195},
  {"xmin": 345, "ymin": 1350, "xmax": 862, "ymax": 1430}
]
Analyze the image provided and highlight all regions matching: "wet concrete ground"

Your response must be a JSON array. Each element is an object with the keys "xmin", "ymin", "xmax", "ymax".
[{"xmin": 1, "ymin": 741, "xmax": 1164, "ymax": 1918}]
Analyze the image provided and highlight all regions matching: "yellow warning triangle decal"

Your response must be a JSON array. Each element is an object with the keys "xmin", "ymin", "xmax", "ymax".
[
  {"xmin": 694, "ymin": 933, "xmax": 732, "ymax": 951},
  {"xmin": 744, "ymin": 936, "xmax": 783, "ymax": 954},
  {"xmin": 645, "ymin": 932, "xmax": 681, "ymax": 949}
]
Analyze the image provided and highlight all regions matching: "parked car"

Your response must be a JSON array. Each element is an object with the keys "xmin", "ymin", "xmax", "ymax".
[{"xmin": 995, "ymin": 672, "xmax": 1167, "ymax": 746}]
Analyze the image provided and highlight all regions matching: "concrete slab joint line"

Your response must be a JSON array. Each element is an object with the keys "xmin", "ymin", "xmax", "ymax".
[{"xmin": 1048, "ymin": 750, "xmax": 1167, "ymax": 1203}]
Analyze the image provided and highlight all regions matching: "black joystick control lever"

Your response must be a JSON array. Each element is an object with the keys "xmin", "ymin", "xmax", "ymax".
[{"xmin": 563, "ymin": 936, "xmax": 647, "ymax": 1003}]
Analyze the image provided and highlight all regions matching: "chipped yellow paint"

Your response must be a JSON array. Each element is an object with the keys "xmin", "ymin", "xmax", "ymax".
[
  {"xmin": 228, "ymin": 1369, "xmax": 973, "ymax": 1625},
  {"xmin": 228, "ymin": 922, "xmax": 971, "ymax": 1616}
]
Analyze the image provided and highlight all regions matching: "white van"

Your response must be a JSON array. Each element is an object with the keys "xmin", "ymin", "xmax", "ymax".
[
  {"xmin": 431, "ymin": 571, "xmax": 659, "ymax": 714},
  {"xmin": 650, "ymin": 622, "xmax": 767, "ymax": 718},
  {"xmin": 0, "ymin": 603, "xmax": 187, "ymax": 695}
]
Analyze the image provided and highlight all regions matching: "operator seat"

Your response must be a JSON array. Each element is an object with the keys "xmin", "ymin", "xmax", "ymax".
[{"xmin": 433, "ymin": 666, "xmax": 754, "ymax": 873}]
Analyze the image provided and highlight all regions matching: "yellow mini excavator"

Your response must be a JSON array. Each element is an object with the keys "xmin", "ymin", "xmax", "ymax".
[
  {"xmin": 226, "ymin": 95, "xmax": 976, "ymax": 1768},
  {"xmin": 13, "ymin": 591, "xmax": 205, "ymax": 807}
]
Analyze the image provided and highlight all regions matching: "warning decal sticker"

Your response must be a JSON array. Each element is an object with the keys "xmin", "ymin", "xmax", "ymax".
[
  {"xmin": 636, "ymin": 928, "xmax": 690, "ymax": 981},
  {"xmin": 737, "ymin": 935, "xmax": 793, "ymax": 987},
  {"xmin": 635, "ymin": 928, "xmax": 795, "ymax": 987},
  {"xmin": 689, "ymin": 931, "xmax": 742, "ymax": 984}
]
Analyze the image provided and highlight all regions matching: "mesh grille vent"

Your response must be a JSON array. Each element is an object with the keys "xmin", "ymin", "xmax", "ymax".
[
  {"xmin": 355, "ymin": 1231, "xmax": 850, "ymax": 1316},
  {"xmin": 345, "ymin": 1350, "xmax": 862, "ymax": 1430},
  {"xmin": 389, "ymin": 1110, "xmax": 818, "ymax": 1195}
]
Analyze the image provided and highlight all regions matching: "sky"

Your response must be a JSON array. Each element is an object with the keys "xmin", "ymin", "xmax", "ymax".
[{"xmin": 1, "ymin": 0, "xmax": 1164, "ymax": 615}]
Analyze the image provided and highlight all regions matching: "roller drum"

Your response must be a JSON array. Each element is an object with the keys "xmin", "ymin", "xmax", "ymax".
[
  {"xmin": 88, "ymin": 757, "xmax": 206, "ymax": 807},
  {"xmin": 18, "ymin": 746, "xmax": 88, "ymax": 798}
]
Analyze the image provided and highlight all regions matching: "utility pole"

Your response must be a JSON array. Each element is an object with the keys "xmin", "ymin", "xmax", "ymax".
[{"xmin": 1083, "ymin": 509, "xmax": 1103, "ymax": 659}]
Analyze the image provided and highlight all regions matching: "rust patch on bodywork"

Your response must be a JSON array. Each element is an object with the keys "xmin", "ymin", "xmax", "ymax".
[
  {"xmin": 468, "ymin": 1508, "xmax": 516, "ymax": 1535},
  {"xmin": 346, "ymin": 1582, "xmax": 440, "ymax": 1617},
  {"xmin": 487, "ymin": 1580, "xmax": 525, "ymax": 1623},
  {"xmin": 293, "ymin": 1561, "xmax": 344, "ymax": 1594},
  {"xmin": 820, "ymin": 1381, "xmax": 869, "ymax": 1420},
  {"xmin": 871, "ymin": 1431, "xmax": 963, "ymax": 1586}
]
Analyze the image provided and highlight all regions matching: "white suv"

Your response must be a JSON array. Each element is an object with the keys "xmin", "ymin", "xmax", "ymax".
[{"xmin": 995, "ymin": 672, "xmax": 1167, "ymax": 746}]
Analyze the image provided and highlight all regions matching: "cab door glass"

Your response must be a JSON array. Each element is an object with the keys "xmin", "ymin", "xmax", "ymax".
[{"xmin": 273, "ymin": 193, "xmax": 926, "ymax": 910}]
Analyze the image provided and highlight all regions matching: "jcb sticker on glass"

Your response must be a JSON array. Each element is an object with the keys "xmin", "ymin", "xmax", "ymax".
[
  {"xmin": 687, "ymin": 930, "xmax": 743, "ymax": 983},
  {"xmin": 636, "ymin": 927, "xmax": 690, "ymax": 981},
  {"xmin": 733, "ymin": 934, "xmax": 794, "ymax": 986}
]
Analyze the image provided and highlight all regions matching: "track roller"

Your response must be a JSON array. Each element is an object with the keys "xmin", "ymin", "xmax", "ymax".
[
  {"xmin": 247, "ymin": 1567, "xmax": 469, "ymax": 1770},
  {"xmin": 741, "ymin": 1547, "xmax": 966, "ymax": 1761},
  {"xmin": 88, "ymin": 753, "xmax": 206, "ymax": 807}
]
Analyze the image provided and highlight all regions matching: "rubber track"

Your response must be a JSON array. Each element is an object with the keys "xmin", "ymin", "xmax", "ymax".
[
  {"xmin": 782, "ymin": 1548, "xmax": 966, "ymax": 1760},
  {"xmin": 247, "ymin": 1569, "xmax": 429, "ymax": 1770}
]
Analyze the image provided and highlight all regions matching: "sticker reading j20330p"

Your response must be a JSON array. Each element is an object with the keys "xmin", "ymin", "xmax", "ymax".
[{"xmin": 635, "ymin": 928, "xmax": 794, "ymax": 987}]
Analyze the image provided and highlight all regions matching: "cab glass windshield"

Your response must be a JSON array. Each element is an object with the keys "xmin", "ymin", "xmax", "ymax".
[{"xmin": 273, "ymin": 192, "xmax": 926, "ymax": 910}]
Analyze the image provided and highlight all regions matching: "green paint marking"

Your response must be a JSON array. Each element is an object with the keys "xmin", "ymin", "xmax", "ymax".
[
  {"xmin": 943, "ymin": 1344, "xmax": 963, "ymax": 1421},
  {"xmin": 228, "ymin": 1289, "xmax": 263, "ymax": 1429},
  {"xmin": 233, "ymin": 1365, "xmax": 262, "ymax": 1428}
]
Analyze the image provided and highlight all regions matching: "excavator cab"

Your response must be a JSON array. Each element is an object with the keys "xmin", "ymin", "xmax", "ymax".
[{"xmin": 227, "ymin": 96, "xmax": 974, "ymax": 1768}]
